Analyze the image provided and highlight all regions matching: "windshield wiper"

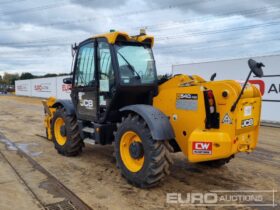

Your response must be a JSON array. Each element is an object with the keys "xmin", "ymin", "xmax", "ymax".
[{"xmin": 117, "ymin": 52, "xmax": 141, "ymax": 79}]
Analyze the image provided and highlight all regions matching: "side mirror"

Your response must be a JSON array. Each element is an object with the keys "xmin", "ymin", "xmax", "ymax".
[
  {"xmin": 248, "ymin": 59, "xmax": 264, "ymax": 78},
  {"xmin": 63, "ymin": 77, "xmax": 72, "ymax": 84}
]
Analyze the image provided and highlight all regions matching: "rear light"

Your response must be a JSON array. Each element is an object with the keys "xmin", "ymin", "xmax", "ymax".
[
  {"xmin": 206, "ymin": 90, "xmax": 215, "ymax": 113},
  {"xmin": 210, "ymin": 106, "xmax": 215, "ymax": 114},
  {"xmin": 204, "ymin": 90, "xmax": 219, "ymax": 129}
]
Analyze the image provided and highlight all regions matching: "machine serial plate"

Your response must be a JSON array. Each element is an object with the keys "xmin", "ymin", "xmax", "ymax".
[{"xmin": 176, "ymin": 93, "xmax": 198, "ymax": 111}]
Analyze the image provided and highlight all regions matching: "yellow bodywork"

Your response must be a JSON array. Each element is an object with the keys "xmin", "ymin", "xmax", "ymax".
[
  {"xmin": 94, "ymin": 31, "xmax": 154, "ymax": 46},
  {"xmin": 153, "ymin": 75, "xmax": 261, "ymax": 162},
  {"xmin": 42, "ymin": 97, "xmax": 57, "ymax": 140}
]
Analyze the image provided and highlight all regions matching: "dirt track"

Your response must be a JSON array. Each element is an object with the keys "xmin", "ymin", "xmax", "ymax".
[{"xmin": 0, "ymin": 95, "xmax": 279, "ymax": 210}]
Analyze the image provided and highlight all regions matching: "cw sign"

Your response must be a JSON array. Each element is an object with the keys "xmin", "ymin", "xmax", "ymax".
[{"xmin": 192, "ymin": 142, "xmax": 212, "ymax": 155}]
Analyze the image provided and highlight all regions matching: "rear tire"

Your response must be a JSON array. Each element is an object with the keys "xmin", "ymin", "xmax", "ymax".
[
  {"xmin": 51, "ymin": 108, "xmax": 84, "ymax": 156},
  {"xmin": 114, "ymin": 114, "xmax": 173, "ymax": 188}
]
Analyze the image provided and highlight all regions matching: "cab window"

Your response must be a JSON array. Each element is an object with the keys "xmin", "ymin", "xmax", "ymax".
[
  {"xmin": 116, "ymin": 43, "xmax": 156, "ymax": 85},
  {"xmin": 75, "ymin": 42, "xmax": 95, "ymax": 87}
]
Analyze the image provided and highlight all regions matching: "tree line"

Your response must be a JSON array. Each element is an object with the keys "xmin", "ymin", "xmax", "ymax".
[
  {"xmin": 0, "ymin": 72, "xmax": 172, "ymax": 87},
  {"xmin": 0, "ymin": 72, "xmax": 70, "ymax": 86}
]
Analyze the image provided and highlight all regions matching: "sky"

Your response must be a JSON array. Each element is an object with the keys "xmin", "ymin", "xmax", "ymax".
[{"xmin": 0, "ymin": 0, "xmax": 280, "ymax": 76}]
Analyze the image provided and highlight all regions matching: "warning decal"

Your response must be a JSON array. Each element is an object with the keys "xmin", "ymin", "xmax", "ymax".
[{"xmin": 222, "ymin": 113, "xmax": 232, "ymax": 124}]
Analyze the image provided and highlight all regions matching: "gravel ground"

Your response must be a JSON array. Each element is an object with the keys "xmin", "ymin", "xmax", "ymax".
[{"xmin": 0, "ymin": 95, "xmax": 279, "ymax": 210}]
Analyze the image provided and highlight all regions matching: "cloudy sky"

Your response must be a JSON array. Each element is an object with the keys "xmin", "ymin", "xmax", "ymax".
[{"xmin": 0, "ymin": 0, "xmax": 280, "ymax": 76}]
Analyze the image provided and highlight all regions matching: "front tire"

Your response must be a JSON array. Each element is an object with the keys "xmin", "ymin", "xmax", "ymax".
[
  {"xmin": 51, "ymin": 108, "xmax": 83, "ymax": 156},
  {"xmin": 114, "ymin": 114, "xmax": 173, "ymax": 188}
]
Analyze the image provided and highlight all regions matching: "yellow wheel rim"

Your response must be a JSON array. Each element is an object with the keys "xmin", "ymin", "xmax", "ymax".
[
  {"xmin": 54, "ymin": 117, "xmax": 67, "ymax": 146},
  {"xmin": 120, "ymin": 131, "xmax": 144, "ymax": 173}
]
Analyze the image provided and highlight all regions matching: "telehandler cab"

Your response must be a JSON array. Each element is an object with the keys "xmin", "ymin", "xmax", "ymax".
[{"xmin": 43, "ymin": 30, "xmax": 264, "ymax": 188}]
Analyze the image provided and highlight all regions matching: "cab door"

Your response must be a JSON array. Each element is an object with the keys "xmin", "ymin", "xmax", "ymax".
[
  {"xmin": 97, "ymin": 39, "xmax": 116, "ymax": 121},
  {"xmin": 71, "ymin": 40, "xmax": 98, "ymax": 121}
]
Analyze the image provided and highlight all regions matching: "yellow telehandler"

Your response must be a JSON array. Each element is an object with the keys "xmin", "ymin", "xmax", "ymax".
[{"xmin": 42, "ymin": 30, "xmax": 264, "ymax": 188}]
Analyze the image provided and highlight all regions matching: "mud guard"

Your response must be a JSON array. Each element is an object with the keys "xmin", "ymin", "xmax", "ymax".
[
  {"xmin": 120, "ymin": 105, "xmax": 175, "ymax": 140},
  {"xmin": 52, "ymin": 100, "xmax": 75, "ymax": 116}
]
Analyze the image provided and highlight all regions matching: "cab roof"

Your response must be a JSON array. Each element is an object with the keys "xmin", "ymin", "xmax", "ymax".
[{"xmin": 93, "ymin": 31, "xmax": 154, "ymax": 47}]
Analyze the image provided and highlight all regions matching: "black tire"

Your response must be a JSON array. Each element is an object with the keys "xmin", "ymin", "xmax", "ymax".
[
  {"xmin": 114, "ymin": 114, "xmax": 173, "ymax": 188},
  {"xmin": 51, "ymin": 108, "xmax": 84, "ymax": 156},
  {"xmin": 198, "ymin": 157, "xmax": 232, "ymax": 168}
]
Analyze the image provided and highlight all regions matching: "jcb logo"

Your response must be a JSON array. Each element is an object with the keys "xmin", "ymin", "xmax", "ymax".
[
  {"xmin": 192, "ymin": 142, "xmax": 212, "ymax": 155},
  {"xmin": 241, "ymin": 118, "xmax": 254, "ymax": 128},
  {"xmin": 80, "ymin": 99, "xmax": 93, "ymax": 109}
]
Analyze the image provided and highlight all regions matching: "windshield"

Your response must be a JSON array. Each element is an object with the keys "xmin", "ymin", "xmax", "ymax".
[{"xmin": 116, "ymin": 43, "xmax": 157, "ymax": 85}]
